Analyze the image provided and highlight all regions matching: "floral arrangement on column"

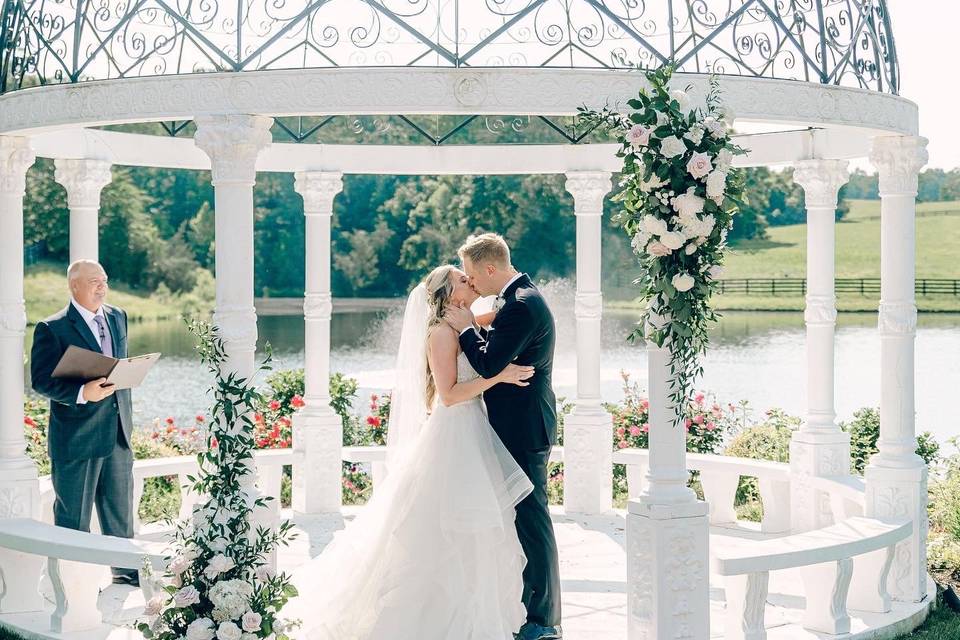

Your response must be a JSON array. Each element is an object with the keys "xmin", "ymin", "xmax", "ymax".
[
  {"xmin": 138, "ymin": 320, "xmax": 298, "ymax": 640},
  {"xmin": 580, "ymin": 66, "xmax": 746, "ymax": 422}
]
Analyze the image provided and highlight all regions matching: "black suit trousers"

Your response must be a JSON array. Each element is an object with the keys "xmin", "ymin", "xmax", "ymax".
[{"xmin": 514, "ymin": 446, "xmax": 562, "ymax": 627}]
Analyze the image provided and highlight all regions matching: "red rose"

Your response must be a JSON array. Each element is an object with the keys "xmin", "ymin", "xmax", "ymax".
[
  {"xmin": 165, "ymin": 417, "xmax": 175, "ymax": 425},
  {"xmin": 290, "ymin": 395, "xmax": 305, "ymax": 408},
  {"xmin": 254, "ymin": 413, "xmax": 264, "ymax": 424},
  {"xmin": 268, "ymin": 400, "xmax": 281, "ymax": 411},
  {"xmin": 367, "ymin": 416, "xmax": 381, "ymax": 427},
  {"xmin": 371, "ymin": 394, "xmax": 379, "ymax": 402},
  {"xmin": 23, "ymin": 416, "xmax": 36, "ymax": 428},
  {"xmin": 195, "ymin": 415, "xmax": 205, "ymax": 423},
  {"xmin": 210, "ymin": 437, "xmax": 219, "ymax": 448}
]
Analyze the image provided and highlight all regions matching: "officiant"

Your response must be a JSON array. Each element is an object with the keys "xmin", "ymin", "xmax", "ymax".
[{"xmin": 30, "ymin": 259, "xmax": 138, "ymax": 586}]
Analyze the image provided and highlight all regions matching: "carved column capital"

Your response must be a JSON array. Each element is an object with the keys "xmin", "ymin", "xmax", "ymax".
[
  {"xmin": 294, "ymin": 171, "xmax": 344, "ymax": 215},
  {"xmin": 870, "ymin": 136, "xmax": 929, "ymax": 197},
  {"xmin": 564, "ymin": 171, "xmax": 611, "ymax": 216},
  {"xmin": 304, "ymin": 293, "xmax": 333, "ymax": 321},
  {"xmin": 194, "ymin": 115, "xmax": 273, "ymax": 186},
  {"xmin": 574, "ymin": 292, "xmax": 603, "ymax": 319},
  {"xmin": 0, "ymin": 136, "xmax": 35, "ymax": 196},
  {"xmin": 53, "ymin": 158, "xmax": 112, "ymax": 208},
  {"xmin": 793, "ymin": 159, "xmax": 849, "ymax": 209}
]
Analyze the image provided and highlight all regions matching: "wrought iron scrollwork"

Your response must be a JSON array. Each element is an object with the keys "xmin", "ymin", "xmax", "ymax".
[{"xmin": 0, "ymin": 0, "xmax": 899, "ymax": 95}]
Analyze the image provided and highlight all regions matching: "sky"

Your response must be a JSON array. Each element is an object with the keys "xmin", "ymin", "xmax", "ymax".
[{"xmin": 888, "ymin": 0, "xmax": 958, "ymax": 168}]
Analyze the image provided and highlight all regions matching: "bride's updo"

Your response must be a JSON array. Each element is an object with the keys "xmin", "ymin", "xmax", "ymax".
[{"xmin": 423, "ymin": 265, "xmax": 457, "ymax": 409}]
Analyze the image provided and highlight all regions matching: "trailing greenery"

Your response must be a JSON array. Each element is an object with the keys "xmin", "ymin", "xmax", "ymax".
[{"xmin": 580, "ymin": 67, "xmax": 746, "ymax": 424}]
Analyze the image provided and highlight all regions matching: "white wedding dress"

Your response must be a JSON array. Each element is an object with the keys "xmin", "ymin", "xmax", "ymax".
[{"xmin": 288, "ymin": 352, "xmax": 533, "ymax": 640}]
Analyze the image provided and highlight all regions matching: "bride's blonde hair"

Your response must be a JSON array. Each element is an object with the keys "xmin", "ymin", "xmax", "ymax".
[{"xmin": 423, "ymin": 265, "xmax": 457, "ymax": 410}]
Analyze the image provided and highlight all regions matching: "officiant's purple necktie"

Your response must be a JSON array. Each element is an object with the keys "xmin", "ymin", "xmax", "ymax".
[{"xmin": 94, "ymin": 315, "xmax": 113, "ymax": 358}]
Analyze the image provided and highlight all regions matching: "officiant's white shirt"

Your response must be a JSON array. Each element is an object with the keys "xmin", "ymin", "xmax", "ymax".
[{"xmin": 72, "ymin": 297, "xmax": 107, "ymax": 404}]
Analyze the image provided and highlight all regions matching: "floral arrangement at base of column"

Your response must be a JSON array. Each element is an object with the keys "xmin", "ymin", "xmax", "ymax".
[
  {"xmin": 138, "ymin": 319, "xmax": 299, "ymax": 640},
  {"xmin": 580, "ymin": 65, "xmax": 747, "ymax": 424}
]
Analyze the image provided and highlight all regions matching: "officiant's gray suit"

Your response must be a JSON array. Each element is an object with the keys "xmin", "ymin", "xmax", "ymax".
[{"xmin": 30, "ymin": 301, "xmax": 136, "ymax": 579}]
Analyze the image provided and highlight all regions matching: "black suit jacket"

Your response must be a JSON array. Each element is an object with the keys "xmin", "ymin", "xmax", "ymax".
[
  {"xmin": 459, "ymin": 274, "xmax": 557, "ymax": 454},
  {"xmin": 30, "ymin": 303, "xmax": 133, "ymax": 461}
]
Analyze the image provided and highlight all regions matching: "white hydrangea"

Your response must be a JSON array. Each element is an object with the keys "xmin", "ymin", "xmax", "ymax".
[
  {"xmin": 208, "ymin": 579, "xmax": 254, "ymax": 621},
  {"xmin": 660, "ymin": 231, "xmax": 685, "ymax": 251},
  {"xmin": 640, "ymin": 214, "xmax": 668, "ymax": 237},
  {"xmin": 672, "ymin": 189, "xmax": 706, "ymax": 218}
]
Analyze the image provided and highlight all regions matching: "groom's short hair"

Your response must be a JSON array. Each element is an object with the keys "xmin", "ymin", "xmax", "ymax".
[{"xmin": 458, "ymin": 233, "xmax": 511, "ymax": 269}]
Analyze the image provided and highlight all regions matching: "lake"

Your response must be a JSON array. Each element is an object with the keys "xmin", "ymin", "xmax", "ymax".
[{"xmin": 24, "ymin": 287, "xmax": 960, "ymax": 446}]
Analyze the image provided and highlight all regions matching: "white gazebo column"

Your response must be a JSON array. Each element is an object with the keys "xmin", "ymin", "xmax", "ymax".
[
  {"xmin": 627, "ymin": 328, "xmax": 710, "ymax": 640},
  {"xmin": 865, "ymin": 135, "xmax": 929, "ymax": 603},
  {"xmin": 563, "ymin": 171, "xmax": 613, "ymax": 515},
  {"xmin": 0, "ymin": 136, "xmax": 39, "ymax": 520},
  {"xmin": 292, "ymin": 171, "xmax": 344, "ymax": 514},
  {"xmin": 789, "ymin": 159, "xmax": 850, "ymax": 533},
  {"xmin": 194, "ymin": 115, "xmax": 274, "ymax": 533},
  {"xmin": 53, "ymin": 158, "xmax": 112, "ymax": 263}
]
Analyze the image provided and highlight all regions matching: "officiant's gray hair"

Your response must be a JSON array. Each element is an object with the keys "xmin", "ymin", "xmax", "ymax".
[
  {"xmin": 458, "ymin": 233, "xmax": 511, "ymax": 269},
  {"xmin": 67, "ymin": 259, "xmax": 105, "ymax": 282}
]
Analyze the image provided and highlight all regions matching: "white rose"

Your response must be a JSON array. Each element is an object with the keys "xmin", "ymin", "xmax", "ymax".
[
  {"xmin": 684, "ymin": 243, "xmax": 697, "ymax": 255},
  {"xmin": 169, "ymin": 555, "xmax": 192, "ymax": 575},
  {"xmin": 706, "ymin": 170, "xmax": 727, "ymax": 204},
  {"xmin": 144, "ymin": 595, "xmax": 165, "ymax": 616},
  {"xmin": 208, "ymin": 538, "xmax": 229, "ymax": 554},
  {"xmin": 658, "ymin": 135, "xmax": 687, "ymax": 159},
  {"xmin": 187, "ymin": 618, "xmax": 216, "ymax": 640},
  {"xmin": 709, "ymin": 265, "xmax": 725, "ymax": 279},
  {"xmin": 684, "ymin": 125, "xmax": 704, "ymax": 146},
  {"xmin": 640, "ymin": 214, "xmax": 668, "ymax": 237},
  {"xmin": 174, "ymin": 585, "xmax": 201, "ymax": 608},
  {"xmin": 217, "ymin": 621, "xmax": 242, "ymax": 640},
  {"xmin": 672, "ymin": 273, "xmax": 696, "ymax": 293},
  {"xmin": 655, "ymin": 111, "xmax": 670, "ymax": 127},
  {"xmin": 672, "ymin": 189, "xmax": 705, "ymax": 218},
  {"xmin": 716, "ymin": 148, "xmax": 733, "ymax": 171},
  {"xmin": 686, "ymin": 152, "xmax": 713, "ymax": 180},
  {"xmin": 204, "ymin": 554, "xmax": 236, "ymax": 580},
  {"xmin": 699, "ymin": 214, "xmax": 717, "ymax": 237},
  {"xmin": 669, "ymin": 89, "xmax": 690, "ymax": 111},
  {"xmin": 660, "ymin": 231, "xmax": 685, "ymax": 251},
  {"xmin": 241, "ymin": 612, "xmax": 262, "ymax": 633},
  {"xmin": 704, "ymin": 117, "xmax": 727, "ymax": 138},
  {"xmin": 626, "ymin": 124, "xmax": 653, "ymax": 148}
]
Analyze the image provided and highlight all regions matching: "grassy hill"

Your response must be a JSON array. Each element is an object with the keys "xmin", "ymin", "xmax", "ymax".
[
  {"xmin": 25, "ymin": 262, "xmax": 173, "ymax": 325},
  {"xmin": 680, "ymin": 199, "xmax": 960, "ymax": 312}
]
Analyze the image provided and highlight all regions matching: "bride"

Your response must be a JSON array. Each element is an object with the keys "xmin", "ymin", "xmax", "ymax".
[{"xmin": 288, "ymin": 265, "xmax": 536, "ymax": 639}]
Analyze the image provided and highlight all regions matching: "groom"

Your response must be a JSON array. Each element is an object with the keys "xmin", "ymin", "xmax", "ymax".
[{"xmin": 445, "ymin": 233, "xmax": 561, "ymax": 640}]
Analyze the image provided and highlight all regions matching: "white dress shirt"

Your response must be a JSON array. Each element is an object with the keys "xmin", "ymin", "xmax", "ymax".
[
  {"xmin": 461, "ymin": 272, "xmax": 523, "ymax": 336},
  {"xmin": 72, "ymin": 298, "xmax": 107, "ymax": 404}
]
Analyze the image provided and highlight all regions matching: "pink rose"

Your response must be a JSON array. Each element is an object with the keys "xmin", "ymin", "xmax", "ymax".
[
  {"xmin": 684, "ymin": 418, "xmax": 693, "ymax": 429},
  {"xmin": 174, "ymin": 585, "xmax": 200, "ymax": 608},
  {"xmin": 641, "ymin": 424, "xmax": 649, "ymax": 433},
  {"xmin": 629, "ymin": 426, "xmax": 641, "ymax": 437},
  {"xmin": 617, "ymin": 440, "xmax": 629, "ymax": 449},
  {"xmin": 626, "ymin": 124, "xmax": 653, "ymax": 148},
  {"xmin": 144, "ymin": 595, "xmax": 165, "ymax": 616},
  {"xmin": 647, "ymin": 241, "xmax": 672, "ymax": 257},
  {"xmin": 706, "ymin": 421, "xmax": 716, "ymax": 431},
  {"xmin": 616, "ymin": 427, "xmax": 626, "ymax": 437},
  {"xmin": 693, "ymin": 415, "xmax": 704, "ymax": 425},
  {"xmin": 241, "ymin": 612, "xmax": 262, "ymax": 633},
  {"xmin": 695, "ymin": 393, "xmax": 705, "ymax": 404},
  {"xmin": 686, "ymin": 152, "xmax": 713, "ymax": 180}
]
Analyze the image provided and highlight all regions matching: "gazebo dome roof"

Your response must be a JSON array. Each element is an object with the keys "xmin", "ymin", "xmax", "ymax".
[{"xmin": 1, "ymin": 0, "xmax": 898, "ymax": 94}]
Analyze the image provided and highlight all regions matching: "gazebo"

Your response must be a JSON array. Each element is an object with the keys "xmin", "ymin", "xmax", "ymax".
[{"xmin": 0, "ymin": 1, "xmax": 933, "ymax": 639}]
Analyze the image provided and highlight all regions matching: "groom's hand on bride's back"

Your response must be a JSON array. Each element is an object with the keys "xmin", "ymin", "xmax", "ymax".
[
  {"xmin": 496, "ymin": 364, "xmax": 535, "ymax": 387},
  {"xmin": 443, "ymin": 302, "xmax": 475, "ymax": 333}
]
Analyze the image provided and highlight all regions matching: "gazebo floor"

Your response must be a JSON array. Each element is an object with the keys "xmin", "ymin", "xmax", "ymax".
[{"xmin": 0, "ymin": 508, "xmax": 934, "ymax": 640}]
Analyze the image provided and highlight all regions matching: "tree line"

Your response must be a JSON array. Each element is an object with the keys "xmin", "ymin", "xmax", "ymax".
[{"xmin": 24, "ymin": 148, "xmax": 948, "ymax": 300}]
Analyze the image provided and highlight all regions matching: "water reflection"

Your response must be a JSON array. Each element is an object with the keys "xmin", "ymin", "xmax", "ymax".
[{"xmin": 22, "ymin": 303, "xmax": 960, "ymax": 446}]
